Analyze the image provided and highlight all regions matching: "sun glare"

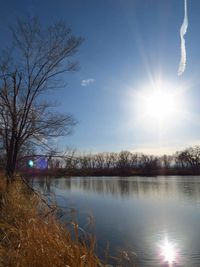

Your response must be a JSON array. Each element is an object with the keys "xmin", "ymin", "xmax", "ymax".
[
  {"xmin": 134, "ymin": 79, "xmax": 184, "ymax": 127},
  {"xmin": 157, "ymin": 237, "xmax": 180, "ymax": 266},
  {"xmin": 160, "ymin": 239, "xmax": 176, "ymax": 264},
  {"xmin": 144, "ymin": 90, "xmax": 176, "ymax": 120}
]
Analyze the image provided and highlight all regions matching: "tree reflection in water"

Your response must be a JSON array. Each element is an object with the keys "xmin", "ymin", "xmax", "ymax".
[{"xmin": 32, "ymin": 176, "xmax": 200, "ymax": 203}]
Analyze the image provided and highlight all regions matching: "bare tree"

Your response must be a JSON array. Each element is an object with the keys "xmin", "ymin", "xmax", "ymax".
[
  {"xmin": 175, "ymin": 146, "xmax": 200, "ymax": 170},
  {"xmin": 64, "ymin": 148, "xmax": 78, "ymax": 170},
  {"xmin": 0, "ymin": 17, "xmax": 83, "ymax": 179},
  {"xmin": 95, "ymin": 153, "xmax": 105, "ymax": 169},
  {"xmin": 161, "ymin": 154, "xmax": 172, "ymax": 169},
  {"xmin": 138, "ymin": 154, "xmax": 160, "ymax": 170},
  {"xmin": 117, "ymin": 151, "xmax": 132, "ymax": 169}
]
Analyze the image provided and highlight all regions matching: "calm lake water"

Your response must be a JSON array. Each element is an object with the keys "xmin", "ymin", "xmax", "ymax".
[{"xmin": 32, "ymin": 176, "xmax": 200, "ymax": 266}]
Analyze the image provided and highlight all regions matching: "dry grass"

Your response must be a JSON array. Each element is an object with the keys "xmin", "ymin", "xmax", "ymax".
[{"xmin": 0, "ymin": 177, "xmax": 103, "ymax": 267}]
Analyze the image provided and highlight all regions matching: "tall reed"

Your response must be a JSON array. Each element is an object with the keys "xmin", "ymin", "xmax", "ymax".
[{"xmin": 0, "ymin": 178, "xmax": 103, "ymax": 267}]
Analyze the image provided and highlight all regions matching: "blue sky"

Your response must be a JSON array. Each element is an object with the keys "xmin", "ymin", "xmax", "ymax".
[{"xmin": 1, "ymin": 0, "xmax": 200, "ymax": 154}]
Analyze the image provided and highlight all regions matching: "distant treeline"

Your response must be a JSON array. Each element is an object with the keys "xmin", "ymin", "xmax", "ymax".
[{"xmin": 17, "ymin": 145, "xmax": 200, "ymax": 176}]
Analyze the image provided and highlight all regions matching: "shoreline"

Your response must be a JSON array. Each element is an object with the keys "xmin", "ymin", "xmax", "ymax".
[{"xmin": 21, "ymin": 168, "xmax": 200, "ymax": 178}]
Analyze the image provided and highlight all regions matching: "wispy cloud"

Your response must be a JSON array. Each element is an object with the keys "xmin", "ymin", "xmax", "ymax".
[
  {"xmin": 81, "ymin": 78, "xmax": 95, "ymax": 87},
  {"xmin": 178, "ymin": 0, "xmax": 188, "ymax": 76}
]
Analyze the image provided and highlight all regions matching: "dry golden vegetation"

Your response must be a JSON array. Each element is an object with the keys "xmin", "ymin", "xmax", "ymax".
[{"xmin": 0, "ymin": 176, "xmax": 103, "ymax": 267}]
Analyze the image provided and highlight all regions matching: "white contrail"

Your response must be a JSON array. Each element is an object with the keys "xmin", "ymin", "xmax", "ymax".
[{"xmin": 178, "ymin": 0, "xmax": 188, "ymax": 76}]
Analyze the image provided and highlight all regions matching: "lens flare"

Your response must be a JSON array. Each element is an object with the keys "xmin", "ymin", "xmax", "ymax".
[
  {"xmin": 28, "ymin": 159, "xmax": 34, "ymax": 168},
  {"xmin": 37, "ymin": 158, "xmax": 48, "ymax": 169}
]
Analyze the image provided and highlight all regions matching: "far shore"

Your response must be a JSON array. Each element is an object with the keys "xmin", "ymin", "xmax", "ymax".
[{"xmin": 20, "ymin": 168, "xmax": 200, "ymax": 178}]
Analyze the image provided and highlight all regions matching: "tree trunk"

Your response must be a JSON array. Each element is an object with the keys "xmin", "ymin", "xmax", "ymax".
[
  {"xmin": 6, "ymin": 159, "xmax": 16, "ymax": 180},
  {"xmin": 6, "ymin": 140, "xmax": 18, "ymax": 181}
]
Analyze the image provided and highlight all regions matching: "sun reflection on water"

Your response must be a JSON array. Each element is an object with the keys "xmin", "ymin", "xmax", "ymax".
[{"xmin": 158, "ymin": 237, "xmax": 179, "ymax": 266}]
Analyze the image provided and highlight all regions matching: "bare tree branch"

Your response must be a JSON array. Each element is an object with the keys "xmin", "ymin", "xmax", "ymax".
[{"xmin": 0, "ymin": 17, "xmax": 83, "ymax": 178}]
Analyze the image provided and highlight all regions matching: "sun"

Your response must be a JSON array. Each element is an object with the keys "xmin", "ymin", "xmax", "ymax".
[
  {"xmin": 143, "ymin": 89, "xmax": 176, "ymax": 121},
  {"xmin": 134, "ymin": 79, "xmax": 184, "ymax": 126}
]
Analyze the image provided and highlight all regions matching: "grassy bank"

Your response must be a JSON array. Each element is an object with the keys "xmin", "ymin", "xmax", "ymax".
[{"xmin": 0, "ymin": 176, "xmax": 103, "ymax": 267}]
